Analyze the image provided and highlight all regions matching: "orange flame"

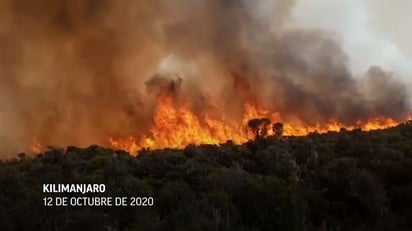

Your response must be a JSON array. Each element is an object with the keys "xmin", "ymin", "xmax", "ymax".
[
  {"xmin": 27, "ymin": 93, "xmax": 410, "ymax": 155},
  {"xmin": 109, "ymin": 94, "xmax": 408, "ymax": 154}
]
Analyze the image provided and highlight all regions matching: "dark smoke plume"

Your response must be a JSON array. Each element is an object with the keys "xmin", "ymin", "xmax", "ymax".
[{"xmin": 0, "ymin": 0, "xmax": 409, "ymax": 157}]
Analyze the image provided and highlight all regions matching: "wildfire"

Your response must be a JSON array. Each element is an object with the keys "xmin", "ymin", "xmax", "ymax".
[
  {"xmin": 26, "ymin": 81, "xmax": 411, "ymax": 155},
  {"xmin": 109, "ymin": 93, "xmax": 248, "ymax": 154},
  {"xmin": 108, "ymin": 93, "xmax": 408, "ymax": 154}
]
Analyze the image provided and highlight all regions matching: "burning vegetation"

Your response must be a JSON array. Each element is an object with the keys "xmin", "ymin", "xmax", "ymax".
[
  {"xmin": 107, "ymin": 74, "xmax": 410, "ymax": 154},
  {"xmin": 0, "ymin": 0, "xmax": 410, "ymax": 156}
]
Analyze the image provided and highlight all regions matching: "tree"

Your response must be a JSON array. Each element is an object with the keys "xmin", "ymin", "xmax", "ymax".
[
  {"xmin": 272, "ymin": 122, "xmax": 284, "ymax": 137},
  {"xmin": 260, "ymin": 118, "xmax": 271, "ymax": 137},
  {"xmin": 247, "ymin": 118, "xmax": 271, "ymax": 140},
  {"xmin": 247, "ymin": 118, "xmax": 262, "ymax": 139}
]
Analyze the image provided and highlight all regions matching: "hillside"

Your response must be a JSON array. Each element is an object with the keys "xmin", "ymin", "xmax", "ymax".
[{"xmin": 1, "ymin": 122, "xmax": 412, "ymax": 231}]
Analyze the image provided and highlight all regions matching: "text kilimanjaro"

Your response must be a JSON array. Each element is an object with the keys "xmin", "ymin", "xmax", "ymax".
[{"xmin": 43, "ymin": 184, "xmax": 106, "ymax": 194}]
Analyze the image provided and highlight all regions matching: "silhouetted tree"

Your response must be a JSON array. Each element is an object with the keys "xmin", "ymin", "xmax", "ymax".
[
  {"xmin": 247, "ymin": 118, "xmax": 271, "ymax": 140},
  {"xmin": 272, "ymin": 122, "xmax": 284, "ymax": 137},
  {"xmin": 248, "ymin": 118, "xmax": 262, "ymax": 139}
]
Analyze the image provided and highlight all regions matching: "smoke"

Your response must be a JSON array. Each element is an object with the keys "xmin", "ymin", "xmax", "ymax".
[
  {"xmin": 290, "ymin": 0, "xmax": 412, "ymax": 90},
  {"xmin": 0, "ymin": 0, "xmax": 410, "ymax": 156},
  {"xmin": 366, "ymin": 0, "xmax": 412, "ymax": 58}
]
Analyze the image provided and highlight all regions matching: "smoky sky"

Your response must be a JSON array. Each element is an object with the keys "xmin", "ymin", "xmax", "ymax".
[{"xmin": 0, "ymin": 0, "xmax": 410, "ymax": 157}]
